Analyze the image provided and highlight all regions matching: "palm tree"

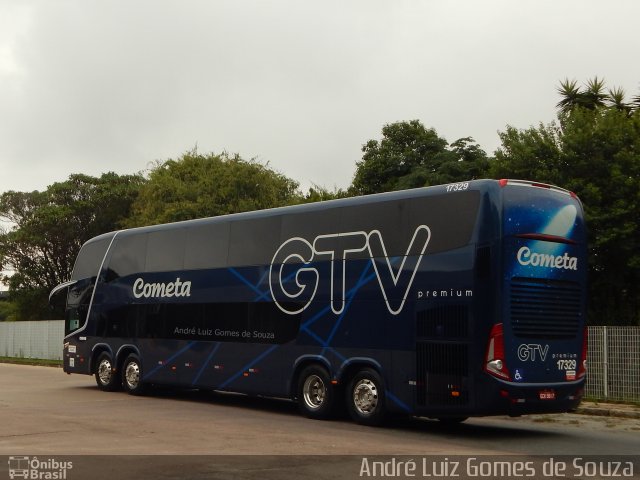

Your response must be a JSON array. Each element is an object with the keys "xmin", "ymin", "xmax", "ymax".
[
  {"xmin": 557, "ymin": 77, "xmax": 639, "ymax": 115},
  {"xmin": 581, "ymin": 77, "xmax": 608, "ymax": 110},
  {"xmin": 632, "ymin": 84, "xmax": 640, "ymax": 111},
  {"xmin": 556, "ymin": 78, "xmax": 581, "ymax": 114},
  {"xmin": 606, "ymin": 86, "xmax": 635, "ymax": 116}
]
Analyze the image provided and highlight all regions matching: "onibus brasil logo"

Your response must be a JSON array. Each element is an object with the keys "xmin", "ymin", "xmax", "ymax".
[
  {"xmin": 269, "ymin": 225, "xmax": 431, "ymax": 316},
  {"xmin": 8, "ymin": 456, "xmax": 73, "ymax": 479}
]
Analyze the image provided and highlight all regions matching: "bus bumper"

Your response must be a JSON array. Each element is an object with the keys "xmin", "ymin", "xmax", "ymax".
[{"xmin": 478, "ymin": 378, "xmax": 586, "ymax": 416}]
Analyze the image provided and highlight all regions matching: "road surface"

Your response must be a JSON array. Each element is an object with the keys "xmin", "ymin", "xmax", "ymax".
[{"xmin": 1, "ymin": 363, "xmax": 638, "ymax": 479}]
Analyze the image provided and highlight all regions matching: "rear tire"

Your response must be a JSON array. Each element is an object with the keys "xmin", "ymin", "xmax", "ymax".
[
  {"xmin": 346, "ymin": 368, "xmax": 387, "ymax": 426},
  {"xmin": 121, "ymin": 353, "xmax": 146, "ymax": 396},
  {"xmin": 297, "ymin": 365, "xmax": 338, "ymax": 420},
  {"xmin": 94, "ymin": 352, "xmax": 120, "ymax": 391}
]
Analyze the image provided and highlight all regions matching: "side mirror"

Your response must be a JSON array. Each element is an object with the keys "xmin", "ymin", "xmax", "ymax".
[{"xmin": 49, "ymin": 280, "xmax": 77, "ymax": 307}]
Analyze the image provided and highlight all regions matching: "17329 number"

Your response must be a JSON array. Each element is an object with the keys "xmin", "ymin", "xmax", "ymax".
[
  {"xmin": 445, "ymin": 182, "xmax": 469, "ymax": 192},
  {"xmin": 557, "ymin": 359, "xmax": 577, "ymax": 370}
]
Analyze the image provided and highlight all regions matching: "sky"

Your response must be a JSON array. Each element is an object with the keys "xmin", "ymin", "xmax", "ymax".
[{"xmin": 1, "ymin": 0, "xmax": 639, "ymax": 196}]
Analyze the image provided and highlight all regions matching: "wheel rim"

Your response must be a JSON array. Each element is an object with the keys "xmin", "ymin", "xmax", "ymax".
[
  {"xmin": 302, "ymin": 374, "xmax": 326, "ymax": 410},
  {"xmin": 125, "ymin": 361, "xmax": 140, "ymax": 390},
  {"xmin": 353, "ymin": 378, "xmax": 378, "ymax": 416},
  {"xmin": 98, "ymin": 358, "xmax": 113, "ymax": 385}
]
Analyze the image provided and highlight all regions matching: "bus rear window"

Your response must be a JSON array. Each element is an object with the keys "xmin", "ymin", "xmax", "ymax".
[{"xmin": 502, "ymin": 185, "xmax": 584, "ymax": 243}]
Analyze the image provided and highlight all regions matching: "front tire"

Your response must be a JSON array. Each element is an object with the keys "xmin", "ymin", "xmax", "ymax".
[
  {"xmin": 94, "ymin": 352, "xmax": 120, "ymax": 391},
  {"xmin": 121, "ymin": 353, "xmax": 146, "ymax": 395},
  {"xmin": 297, "ymin": 365, "xmax": 338, "ymax": 420},
  {"xmin": 347, "ymin": 368, "xmax": 387, "ymax": 426}
]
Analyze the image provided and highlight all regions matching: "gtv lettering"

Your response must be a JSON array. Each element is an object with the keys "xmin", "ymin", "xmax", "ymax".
[
  {"xmin": 269, "ymin": 225, "xmax": 431, "ymax": 316},
  {"xmin": 518, "ymin": 344, "xmax": 549, "ymax": 362}
]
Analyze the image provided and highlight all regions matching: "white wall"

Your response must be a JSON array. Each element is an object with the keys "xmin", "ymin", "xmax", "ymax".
[{"xmin": 0, "ymin": 320, "xmax": 64, "ymax": 360}]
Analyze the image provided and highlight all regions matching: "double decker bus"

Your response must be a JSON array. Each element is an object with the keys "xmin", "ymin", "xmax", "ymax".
[{"xmin": 50, "ymin": 179, "xmax": 587, "ymax": 425}]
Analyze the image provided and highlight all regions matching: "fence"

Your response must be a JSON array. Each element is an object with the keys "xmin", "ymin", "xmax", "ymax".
[
  {"xmin": 0, "ymin": 320, "xmax": 64, "ymax": 361},
  {"xmin": 585, "ymin": 326, "xmax": 640, "ymax": 403},
  {"xmin": 0, "ymin": 321, "xmax": 638, "ymax": 402}
]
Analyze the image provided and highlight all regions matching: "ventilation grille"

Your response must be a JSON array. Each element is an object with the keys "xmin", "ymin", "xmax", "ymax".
[
  {"xmin": 416, "ymin": 305, "xmax": 469, "ymax": 339},
  {"xmin": 510, "ymin": 277, "xmax": 582, "ymax": 338},
  {"xmin": 416, "ymin": 305, "xmax": 470, "ymax": 406},
  {"xmin": 416, "ymin": 343, "xmax": 469, "ymax": 406}
]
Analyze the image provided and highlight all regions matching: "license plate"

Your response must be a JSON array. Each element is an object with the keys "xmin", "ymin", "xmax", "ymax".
[{"xmin": 539, "ymin": 390, "xmax": 556, "ymax": 400}]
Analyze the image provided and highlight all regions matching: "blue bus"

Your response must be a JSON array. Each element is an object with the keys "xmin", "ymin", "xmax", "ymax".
[{"xmin": 50, "ymin": 179, "xmax": 588, "ymax": 425}]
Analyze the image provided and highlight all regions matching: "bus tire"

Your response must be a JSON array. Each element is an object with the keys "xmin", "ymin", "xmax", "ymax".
[
  {"xmin": 121, "ymin": 353, "xmax": 146, "ymax": 396},
  {"xmin": 297, "ymin": 365, "xmax": 337, "ymax": 420},
  {"xmin": 94, "ymin": 352, "xmax": 120, "ymax": 392},
  {"xmin": 347, "ymin": 368, "xmax": 387, "ymax": 426}
]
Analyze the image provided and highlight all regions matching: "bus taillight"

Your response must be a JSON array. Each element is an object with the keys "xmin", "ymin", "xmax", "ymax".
[
  {"xmin": 577, "ymin": 327, "xmax": 588, "ymax": 379},
  {"xmin": 484, "ymin": 323, "xmax": 511, "ymax": 381}
]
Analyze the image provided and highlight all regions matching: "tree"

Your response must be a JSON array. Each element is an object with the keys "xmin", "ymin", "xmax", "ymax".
[
  {"xmin": 0, "ymin": 173, "xmax": 145, "ymax": 320},
  {"xmin": 633, "ymin": 88, "xmax": 640, "ymax": 110},
  {"xmin": 298, "ymin": 185, "xmax": 351, "ymax": 204},
  {"xmin": 557, "ymin": 77, "xmax": 637, "ymax": 115},
  {"xmin": 556, "ymin": 79, "xmax": 583, "ymax": 115},
  {"xmin": 492, "ymin": 79, "xmax": 640, "ymax": 325},
  {"xmin": 126, "ymin": 150, "xmax": 301, "ymax": 226},
  {"xmin": 490, "ymin": 123, "xmax": 563, "ymax": 183},
  {"xmin": 350, "ymin": 120, "xmax": 489, "ymax": 195},
  {"xmin": 0, "ymin": 294, "xmax": 18, "ymax": 321},
  {"xmin": 606, "ymin": 86, "xmax": 632, "ymax": 114}
]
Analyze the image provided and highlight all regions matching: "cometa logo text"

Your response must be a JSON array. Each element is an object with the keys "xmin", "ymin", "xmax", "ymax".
[
  {"xmin": 517, "ymin": 246, "xmax": 578, "ymax": 271},
  {"xmin": 133, "ymin": 277, "xmax": 192, "ymax": 299}
]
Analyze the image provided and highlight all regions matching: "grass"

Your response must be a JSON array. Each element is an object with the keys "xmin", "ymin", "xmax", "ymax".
[{"xmin": 0, "ymin": 356, "xmax": 62, "ymax": 367}]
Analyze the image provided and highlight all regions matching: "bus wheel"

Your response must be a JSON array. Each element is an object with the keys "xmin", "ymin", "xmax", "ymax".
[
  {"xmin": 95, "ymin": 352, "xmax": 120, "ymax": 391},
  {"xmin": 297, "ymin": 365, "xmax": 336, "ymax": 419},
  {"xmin": 347, "ymin": 368, "xmax": 387, "ymax": 426},
  {"xmin": 121, "ymin": 354, "xmax": 146, "ymax": 396}
]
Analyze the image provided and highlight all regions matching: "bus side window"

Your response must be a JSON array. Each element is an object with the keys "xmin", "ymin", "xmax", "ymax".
[
  {"xmin": 65, "ymin": 278, "xmax": 95, "ymax": 335},
  {"xmin": 66, "ymin": 307, "xmax": 83, "ymax": 335}
]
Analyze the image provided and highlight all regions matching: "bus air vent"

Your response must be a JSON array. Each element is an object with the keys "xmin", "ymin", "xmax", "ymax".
[
  {"xmin": 416, "ymin": 343, "xmax": 469, "ymax": 406},
  {"xmin": 510, "ymin": 277, "xmax": 581, "ymax": 339},
  {"xmin": 416, "ymin": 305, "xmax": 470, "ymax": 406},
  {"xmin": 416, "ymin": 305, "xmax": 469, "ymax": 339}
]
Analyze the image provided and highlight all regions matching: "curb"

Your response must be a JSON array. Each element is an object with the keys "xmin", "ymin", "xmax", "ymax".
[{"xmin": 575, "ymin": 406, "xmax": 640, "ymax": 420}]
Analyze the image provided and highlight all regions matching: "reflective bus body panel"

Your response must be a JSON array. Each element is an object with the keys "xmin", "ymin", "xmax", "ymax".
[{"xmin": 60, "ymin": 180, "xmax": 587, "ymax": 417}]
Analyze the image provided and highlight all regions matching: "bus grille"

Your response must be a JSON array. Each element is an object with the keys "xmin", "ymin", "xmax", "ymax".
[
  {"xmin": 416, "ymin": 305, "xmax": 469, "ymax": 406},
  {"xmin": 416, "ymin": 343, "xmax": 469, "ymax": 406},
  {"xmin": 510, "ymin": 277, "xmax": 582, "ymax": 338},
  {"xmin": 416, "ymin": 305, "xmax": 469, "ymax": 338}
]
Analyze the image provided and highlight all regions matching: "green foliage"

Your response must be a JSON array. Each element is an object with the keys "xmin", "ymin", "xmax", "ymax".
[
  {"xmin": 0, "ymin": 298, "xmax": 18, "ymax": 321},
  {"xmin": 562, "ymin": 109, "xmax": 640, "ymax": 326},
  {"xmin": 126, "ymin": 151, "xmax": 301, "ymax": 226},
  {"xmin": 298, "ymin": 185, "xmax": 351, "ymax": 204},
  {"xmin": 490, "ymin": 123, "xmax": 563, "ymax": 182},
  {"xmin": 492, "ymin": 82, "xmax": 640, "ymax": 325},
  {"xmin": 350, "ymin": 120, "xmax": 489, "ymax": 195},
  {"xmin": 0, "ymin": 173, "xmax": 144, "ymax": 320},
  {"xmin": 0, "ymin": 356, "xmax": 62, "ymax": 367}
]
